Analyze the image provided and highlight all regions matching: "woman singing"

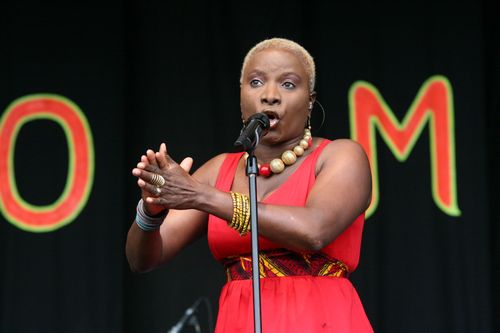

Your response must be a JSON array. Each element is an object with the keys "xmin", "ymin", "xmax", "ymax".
[{"xmin": 127, "ymin": 38, "xmax": 373, "ymax": 333}]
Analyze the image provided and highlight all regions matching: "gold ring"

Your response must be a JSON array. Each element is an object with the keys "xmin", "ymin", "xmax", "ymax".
[{"xmin": 151, "ymin": 173, "xmax": 165, "ymax": 187}]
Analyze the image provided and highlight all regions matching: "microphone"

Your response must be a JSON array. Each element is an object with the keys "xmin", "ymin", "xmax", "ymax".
[{"xmin": 234, "ymin": 113, "xmax": 270, "ymax": 152}]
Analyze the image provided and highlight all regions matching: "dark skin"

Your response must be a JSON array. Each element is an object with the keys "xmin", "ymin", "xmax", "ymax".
[{"xmin": 126, "ymin": 48, "xmax": 372, "ymax": 273}]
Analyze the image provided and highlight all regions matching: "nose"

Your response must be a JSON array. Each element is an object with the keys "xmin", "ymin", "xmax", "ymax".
[{"xmin": 260, "ymin": 83, "xmax": 281, "ymax": 106}]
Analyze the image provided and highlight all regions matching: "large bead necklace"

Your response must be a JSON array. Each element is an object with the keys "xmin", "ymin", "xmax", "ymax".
[{"xmin": 244, "ymin": 128, "xmax": 312, "ymax": 177}]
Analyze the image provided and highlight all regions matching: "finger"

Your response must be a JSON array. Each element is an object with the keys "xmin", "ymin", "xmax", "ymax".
[
  {"xmin": 156, "ymin": 143, "xmax": 169, "ymax": 169},
  {"xmin": 134, "ymin": 163, "xmax": 162, "ymax": 185},
  {"xmin": 137, "ymin": 178, "xmax": 155, "ymax": 191},
  {"xmin": 142, "ymin": 163, "xmax": 162, "ymax": 175},
  {"xmin": 133, "ymin": 156, "xmax": 149, "ymax": 174},
  {"xmin": 145, "ymin": 196, "xmax": 166, "ymax": 206},
  {"xmin": 179, "ymin": 157, "xmax": 193, "ymax": 173},
  {"xmin": 146, "ymin": 149, "xmax": 158, "ymax": 167},
  {"xmin": 132, "ymin": 168, "xmax": 142, "ymax": 177},
  {"xmin": 138, "ymin": 179, "xmax": 162, "ymax": 199},
  {"xmin": 136, "ymin": 161, "xmax": 152, "ymax": 170},
  {"xmin": 141, "ymin": 182, "xmax": 163, "ymax": 197},
  {"xmin": 158, "ymin": 144, "xmax": 178, "ymax": 169},
  {"xmin": 142, "ymin": 169, "xmax": 165, "ymax": 188},
  {"xmin": 146, "ymin": 153, "xmax": 177, "ymax": 172},
  {"xmin": 137, "ymin": 179, "xmax": 154, "ymax": 194},
  {"xmin": 137, "ymin": 177, "xmax": 156, "ymax": 191}
]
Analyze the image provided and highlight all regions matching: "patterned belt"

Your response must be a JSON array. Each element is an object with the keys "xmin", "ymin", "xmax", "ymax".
[{"xmin": 223, "ymin": 249, "xmax": 349, "ymax": 281}]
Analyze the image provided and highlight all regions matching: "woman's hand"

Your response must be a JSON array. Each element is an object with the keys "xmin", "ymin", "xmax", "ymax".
[
  {"xmin": 132, "ymin": 143, "xmax": 196, "ymax": 211},
  {"xmin": 132, "ymin": 147, "xmax": 165, "ymax": 216}
]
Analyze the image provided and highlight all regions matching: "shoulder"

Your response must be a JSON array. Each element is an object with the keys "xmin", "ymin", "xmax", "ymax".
[
  {"xmin": 192, "ymin": 153, "xmax": 230, "ymax": 186},
  {"xmin": 316, "ymin": 138, "xmax": 370, "ymax": 174},
  {"xmin": 324, "ymin": 138, "xmax": 367, "ymax": 156},
  {"xmin": 317, "ymin": 138, "xmax": 367, "ymax": 160}
]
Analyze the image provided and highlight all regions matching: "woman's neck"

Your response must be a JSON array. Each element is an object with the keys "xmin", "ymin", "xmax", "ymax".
[{"xmin": 252, "ymin": 134, "xmax": 306, "ymax": 163}]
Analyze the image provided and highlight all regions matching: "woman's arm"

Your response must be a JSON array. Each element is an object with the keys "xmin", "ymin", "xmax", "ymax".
[
  {"xmin": 138, "ymin": 139, "xmax": 371, "ymax": 253},
  {"xmin": 126, "ymin": 146, "xmax": 226, "ymax": 273},
  {"xmin": 256, "ymin": 139, "xmax": 372, "ymax": 250}
]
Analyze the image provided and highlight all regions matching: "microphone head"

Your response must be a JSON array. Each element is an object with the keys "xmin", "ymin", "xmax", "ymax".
[
  {"xmin": 233, "ymin": 113, "xmax": 270, "ymax": 152},
  {"xmin": 248, "ymin": 112, "xmax": 270, "ymax": 129}
]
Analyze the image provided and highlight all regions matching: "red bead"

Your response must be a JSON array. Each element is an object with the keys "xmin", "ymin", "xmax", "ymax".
[
  {"xmin": 259, "ymin": 164, "xmax": 271, "ymax": 177},
  {"xmin": 308, "ymin": 137, "xmax": 313, "ymax": 147}
]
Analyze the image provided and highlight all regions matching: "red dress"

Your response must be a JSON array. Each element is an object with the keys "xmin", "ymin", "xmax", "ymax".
[{"xmin": 208, "ymin": 140, "xmax": 373, "ymax": 333}]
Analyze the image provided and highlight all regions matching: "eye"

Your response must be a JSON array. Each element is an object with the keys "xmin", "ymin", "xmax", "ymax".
[
  {"xmin": 250, "ymin": 79, "xmax": 263, "ymax": 87},
  {"xmin": 282, "ymin": 81, "xmax": 296, "ymax": 89}
]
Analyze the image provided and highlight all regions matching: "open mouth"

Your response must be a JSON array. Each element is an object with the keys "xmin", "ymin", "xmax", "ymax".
[{"xmin": 262, "ymin": 110, "xmax": 280, "ymax": 129}]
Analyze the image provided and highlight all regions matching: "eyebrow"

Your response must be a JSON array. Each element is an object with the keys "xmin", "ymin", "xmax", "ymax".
[
  {"xmin": 246, "ymin": 69, "xmax": 266, "ymax": 78},
  {"xmin": 246, "ymin": 70, "xmax": 303, "ymax": 81},
  {"xmin": 281, "ymin": 72, "xmax": 303, "ymax": 81}
]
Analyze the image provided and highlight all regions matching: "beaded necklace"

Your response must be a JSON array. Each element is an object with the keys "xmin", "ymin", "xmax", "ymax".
[{"xmin": 244, "ymin": 128, "xmax": 312, "ymax": 177}]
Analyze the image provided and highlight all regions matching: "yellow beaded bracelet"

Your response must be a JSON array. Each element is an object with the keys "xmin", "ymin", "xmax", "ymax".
[{"xmin": 230, "ymin": 192, "xmax": 251, "ymax": 236}]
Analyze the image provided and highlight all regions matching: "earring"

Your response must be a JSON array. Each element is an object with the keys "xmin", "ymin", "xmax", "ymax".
[
  {"xmin": 309, "ymin": 102, "xmax": 313, "ymax": 110},
  {"xmin": 307, "ymin": 115, "xmax": 311, "ymax": 130}
]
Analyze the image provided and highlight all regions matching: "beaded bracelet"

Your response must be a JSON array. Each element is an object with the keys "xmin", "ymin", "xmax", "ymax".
[
  {"xmin": 135, "ymin": 199, "xmax": 168, "ymax": 232},
  {"xmin": 229, "ymin": 192, "xmax": 251, "ymax": 236}
]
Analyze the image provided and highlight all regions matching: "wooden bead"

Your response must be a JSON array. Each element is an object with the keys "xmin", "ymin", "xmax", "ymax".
[
  {"xmin": 270, "ymin": 158, "xmax": 285, "ymax": 173},
  {"xmin": 281, "ymin": 150, "xmax": 297, "ymax": 165},
  {"xmin": 244, "ymin": 128, "xmax": 313, "ymax": 176},
  {"xmin": 293, "ymin": 146, "xmax": 305, "ymax": 156},
  {"xmin": 299, "ymin": 139, "xmax": 309, "ymax": 149}
]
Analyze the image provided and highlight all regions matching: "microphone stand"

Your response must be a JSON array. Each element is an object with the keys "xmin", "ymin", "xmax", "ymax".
[
  {"xmin": 167, "ymin": 298, "xmax": 202, "ymax": 333},
  {"xmin": 234, "ymin": 113, "xmax": 269, "ymax": 333},
  {"xmin": 245, "ymin": 148, "xmax": 262, "ymax": 333}
]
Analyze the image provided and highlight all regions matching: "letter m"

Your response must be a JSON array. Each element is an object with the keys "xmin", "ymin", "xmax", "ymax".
[{"xmin": 349, "ymin": 75, "xmax": 460, "ymax": 218}]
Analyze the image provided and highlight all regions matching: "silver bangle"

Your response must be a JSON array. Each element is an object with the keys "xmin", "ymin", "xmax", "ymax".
[{"xmin": 135, "ymin": 199, "xmax": 167, "ymax": 232}]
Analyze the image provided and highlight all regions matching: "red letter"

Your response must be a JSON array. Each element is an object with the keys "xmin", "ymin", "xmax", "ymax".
[
  {"xmin": 0, "ymin": 94, "xmax": 94, "ymax": 232},
  {"xmin": 349, "ymin": 76, "xmax": 460, "ymax": 218}
]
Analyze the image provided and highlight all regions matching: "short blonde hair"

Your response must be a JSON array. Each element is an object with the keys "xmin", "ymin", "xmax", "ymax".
[{"xmin": 240, "ymin": 38, "xmax": 316, "ymax": 92}]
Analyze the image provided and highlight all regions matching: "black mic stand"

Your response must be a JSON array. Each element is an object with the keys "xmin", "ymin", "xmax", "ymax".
[
  {"xmin": 167, "ymin": 298, "xmax": 202, "ymax": 333},
  {"xmin": 245, "ymin": 148, "xmax": 262, "ymax": 333},
  {"xmin": 234, "ymin": 113, "xmax": 269, "ymax": 333}
]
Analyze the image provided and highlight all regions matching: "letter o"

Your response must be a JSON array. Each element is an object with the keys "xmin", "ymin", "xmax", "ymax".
[{"xmin": 0, "ymin": 94, "xmax": 94, "ymax": 232}]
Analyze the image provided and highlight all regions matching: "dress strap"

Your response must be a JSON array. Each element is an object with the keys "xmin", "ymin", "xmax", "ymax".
[
  {"xmin": 214, "ymin": 152, "xmax": 245, "ymax": 191},
  {"xmin": 306, "ymin": 139, "xmax": 331, "ymax": 171}
]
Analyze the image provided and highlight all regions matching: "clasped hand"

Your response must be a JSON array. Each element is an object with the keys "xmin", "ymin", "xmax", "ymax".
[{"xmin": 132, "ymin": 143, "xmax": 196, "ymax": 215}]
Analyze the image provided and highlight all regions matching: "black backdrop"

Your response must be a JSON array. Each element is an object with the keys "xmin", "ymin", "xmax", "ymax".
[{"xmin": 0, "ymin": 1, "xmax": 498, "ymax": 332}]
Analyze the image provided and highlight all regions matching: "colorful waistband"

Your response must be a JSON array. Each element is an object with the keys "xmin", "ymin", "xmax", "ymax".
[{"xmin": 223, "ymin": 249, "xmax": 349, "ymax": 281}]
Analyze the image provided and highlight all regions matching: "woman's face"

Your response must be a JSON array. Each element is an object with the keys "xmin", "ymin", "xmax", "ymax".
[{"xmin": 240, "ymin": 48, "xmax": 314, "ymax": 145}]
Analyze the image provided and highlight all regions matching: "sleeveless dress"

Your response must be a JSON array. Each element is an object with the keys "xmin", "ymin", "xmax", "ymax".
[{"xmin": 208, "ymin": 140, "xmax": 373, "ymax": 333}]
